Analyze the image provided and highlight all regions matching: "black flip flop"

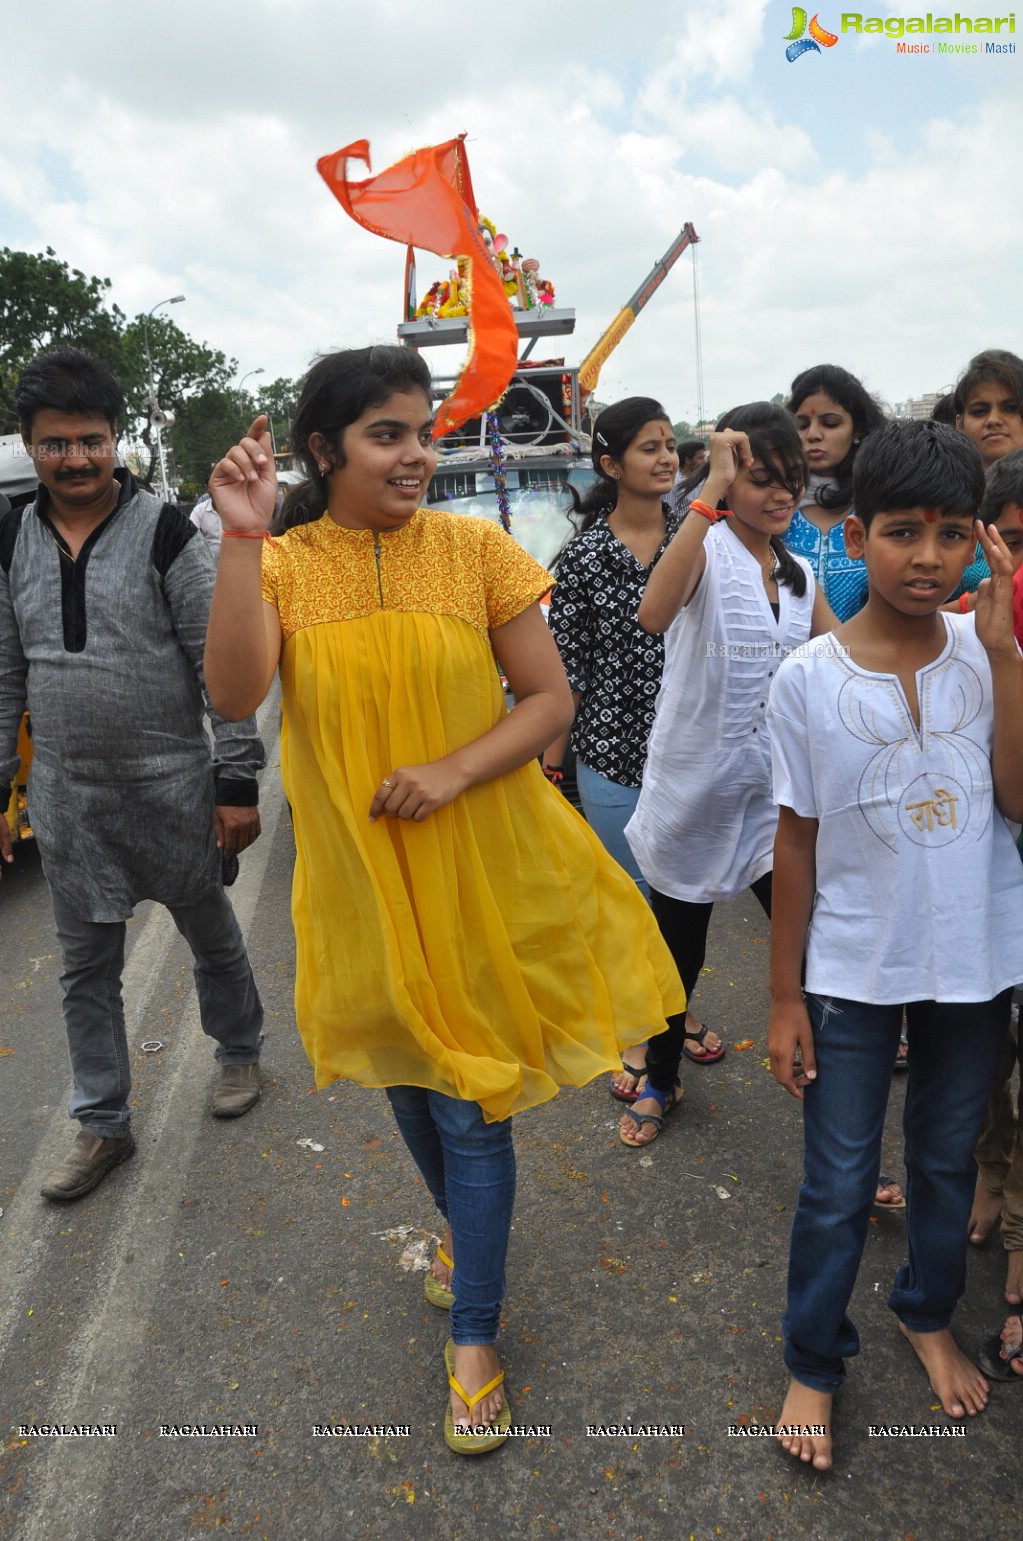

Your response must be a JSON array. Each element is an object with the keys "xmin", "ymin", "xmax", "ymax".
[{"xmin": 977, "ymin": 1331, "xmax": 1023, "ymax": 1381}]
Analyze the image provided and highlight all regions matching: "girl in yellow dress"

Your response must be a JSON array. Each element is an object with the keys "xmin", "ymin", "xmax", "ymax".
[{"xmin": 204, "ymin": 346, "xmax": 683, "ymax": 1453}]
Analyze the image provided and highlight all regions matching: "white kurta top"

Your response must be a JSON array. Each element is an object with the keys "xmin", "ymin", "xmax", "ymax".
[
  {"xmin": 768, "ymin": 615, "xmax": 1023, "ymax": 1004},
  {"xmin": 625, "ymin": 522, "xmax": 815, "ymax": 902}
]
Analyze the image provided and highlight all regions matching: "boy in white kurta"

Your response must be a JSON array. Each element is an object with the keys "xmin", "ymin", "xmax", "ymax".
[{"xmin": 767, "ymin": 420, "xmax": 1023, "ymax": 1471}]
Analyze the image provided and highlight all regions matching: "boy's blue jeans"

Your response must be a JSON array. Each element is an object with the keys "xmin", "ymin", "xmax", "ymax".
[
  {"xmin": 784, "ymin": 989, "xmax": 1010, "ymax": 1393},
  {"xmin": 385, "ymin": 1086, "xmax": 516, "ymax": 1346}
]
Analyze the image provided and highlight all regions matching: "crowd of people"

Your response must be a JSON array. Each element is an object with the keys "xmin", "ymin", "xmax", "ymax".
[{"xmin": 2, "ymin": 340, "xmax": 1023, "ymax": 1469}]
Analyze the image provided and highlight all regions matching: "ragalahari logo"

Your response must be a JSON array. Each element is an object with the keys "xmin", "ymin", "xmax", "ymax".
[{"xmin": 784, "ymin": 8, "xmax": 840, "ymax": 58}]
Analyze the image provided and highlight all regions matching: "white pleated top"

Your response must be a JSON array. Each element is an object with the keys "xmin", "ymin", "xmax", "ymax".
[{"xmin": 625, "ymin": 522, "xmax": 815, "ymax": 902}]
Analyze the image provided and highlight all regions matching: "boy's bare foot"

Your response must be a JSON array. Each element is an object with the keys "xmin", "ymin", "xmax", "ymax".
[
  {"xmin": 775, "ymin": 1379, "xmax": 833, "ymax": 1470},
  {"xmin": 450, "ymin": 1343, "xmax": 505, "ymax": 1428},
  {"xmin": 968, "ymin": 1180, "xmax": 1004, "ymax": 1245},
  {"xmin": 899, "ymin": 1323, "xmax": 989, "ymax": 1416},
  {"xmin": 1005, "ymin": 1248, "xmax": 1023, "ymax": 1306},
  {"xmin": 430, "ymin": 1228, "xmax": 453, "ymax": 1293}
]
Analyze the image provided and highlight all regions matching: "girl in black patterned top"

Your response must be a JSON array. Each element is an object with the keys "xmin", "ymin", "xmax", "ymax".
[{"xmin": 546, "ymin": 398, "xmax": 723, "ymax": 1090}]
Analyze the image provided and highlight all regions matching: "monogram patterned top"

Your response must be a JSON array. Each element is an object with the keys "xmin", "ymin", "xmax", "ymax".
[{"xmin": 547, "ymin": 511, "xmax": 681, "ymax": 787}]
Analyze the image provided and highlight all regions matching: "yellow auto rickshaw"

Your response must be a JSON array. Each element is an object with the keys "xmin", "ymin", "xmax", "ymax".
[{"xmin": 3, "ymin": 713, "xmax": 33, "ymax": 843}]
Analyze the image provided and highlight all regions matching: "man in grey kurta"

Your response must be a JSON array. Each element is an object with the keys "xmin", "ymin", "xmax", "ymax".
[{"xmin": 0, "ymin": 346, "xmax": 266, "ymax": 1201}]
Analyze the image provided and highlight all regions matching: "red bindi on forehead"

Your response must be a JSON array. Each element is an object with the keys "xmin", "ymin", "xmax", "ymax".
[{"xmin": 923, "ymin": 508, "xmax": 938, "ymax": 523}]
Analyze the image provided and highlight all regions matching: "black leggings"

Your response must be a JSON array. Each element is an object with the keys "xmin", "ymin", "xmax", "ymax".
[{"xmin": 644, "ymin": 874, "xmax": 773, "ymax": 1095}]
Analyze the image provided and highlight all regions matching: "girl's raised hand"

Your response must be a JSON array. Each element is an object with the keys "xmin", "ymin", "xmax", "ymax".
[
  {"xmin": 974, "ymin": 520, "xmax": 1018, "ymax": 658},
  {"xmin": 702, "ymin": 429, "xmax": 753, "ymax": 505},
  {"xmin": 209, "ymin": 415, "xmax": 277, "ymax": 534}
]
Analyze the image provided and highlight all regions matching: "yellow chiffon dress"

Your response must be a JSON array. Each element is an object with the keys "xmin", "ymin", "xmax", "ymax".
[{"xmin": 262, "ymin": 508, "xmax": 684, "ymax": 1121}]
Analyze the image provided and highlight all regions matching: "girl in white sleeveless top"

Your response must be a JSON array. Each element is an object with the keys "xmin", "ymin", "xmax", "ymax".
[{"xmin": 621, "ymin": 403, "xmax": 836, "ymax": 1147}]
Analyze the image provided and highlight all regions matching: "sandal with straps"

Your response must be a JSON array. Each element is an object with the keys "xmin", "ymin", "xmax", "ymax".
[
  {"xmin": 424, "ymin": 1241, "xmax": 455, "ymax": 1310},
  {"xmin": 619, "ymin": 1082, "xmax": 679, "ymax": 1148},
  {"xmin": 443, "ymin": 1339, "xmax": 512, "ymax": 1454},
  {"xmin": 609, "ymin": 1055, "xmax": 648, "ymax": 1104},
  {"xmin": 682, "ymin": 1022, "xmax": 726, "ymax": 1065}
]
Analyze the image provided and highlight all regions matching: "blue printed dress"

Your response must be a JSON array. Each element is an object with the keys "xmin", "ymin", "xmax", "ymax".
[{"xmin": 784, "ymin": 509, "xmax": 867, "ymax": 622}]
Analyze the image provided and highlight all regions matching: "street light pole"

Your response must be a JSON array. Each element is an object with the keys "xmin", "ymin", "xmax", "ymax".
[
  {"xmin": 239, "ymin": 367, "xmax": 274, "ymax": 453},
  {"xmin": 142, "ymin": 294, "xmax": 185, "ymax": 500}
]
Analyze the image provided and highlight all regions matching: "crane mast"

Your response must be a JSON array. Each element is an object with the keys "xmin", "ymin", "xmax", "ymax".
[{"xmin": 578, "ymin": 222, "xmax": 700, "ymax": 397}]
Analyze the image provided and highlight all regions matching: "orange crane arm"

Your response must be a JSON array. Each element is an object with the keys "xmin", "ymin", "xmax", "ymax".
[{"xmin": 578, "ymin": 223, "xmax": 699, "ymax": 396}]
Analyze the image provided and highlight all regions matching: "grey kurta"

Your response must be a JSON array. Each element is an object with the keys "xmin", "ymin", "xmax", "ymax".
[{"xmin": 0, "ymin": 472, "xmax": 265, "ymax": 922}]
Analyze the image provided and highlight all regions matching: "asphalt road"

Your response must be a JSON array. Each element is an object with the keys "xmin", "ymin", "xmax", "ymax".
[{"xmin": 1, "ymin": 705, "xmax": 1022, "ymax": 1541}]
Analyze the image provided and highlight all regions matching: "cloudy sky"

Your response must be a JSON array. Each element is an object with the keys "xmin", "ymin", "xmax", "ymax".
[{"xmin": 2, "ymin": 0, "xmax": 1020, "ymax": 426}]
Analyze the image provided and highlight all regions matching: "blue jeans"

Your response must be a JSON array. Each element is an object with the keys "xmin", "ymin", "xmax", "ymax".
[
  {"xmin": 51, "ymin": 887, "xmax": 264, "ymax": 1138},
  {"xmin": 575, "ymin": 759, "xmax": 648, "ymax": 899},
  {"xmin": 784, "ymin": 990, "xmax": 1010, "ymax": 1392},
  {"xmin": 385, "ymin": 1086, "xmax": 516, "ymax": 1345}
]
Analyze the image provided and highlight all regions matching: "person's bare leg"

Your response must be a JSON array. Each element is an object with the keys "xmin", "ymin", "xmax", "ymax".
[
  {"xmin": 899, "ymin": 1323, "xmax": 990, "ymax": 1415},
  {"xmin": 1004, "ymin": 1248, "xmax": 1023, "ymax": 1306},
  {"xmin": 968, "ymin": 1179, "xmax": 1004, "ymax": 1245},
  {"xmin": 775, "ymin": 1380, "xmax": 833, "ymax": 1470}
]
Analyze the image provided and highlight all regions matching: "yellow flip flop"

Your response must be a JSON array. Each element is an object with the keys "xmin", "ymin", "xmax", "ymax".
[
  {"xmin": 424, "ymin": 1241, "xmax": 455, "ymax": 1310},
  {"xmin": 443, "ymin": 1339, "xmax": 511, "ymax": 1455}
]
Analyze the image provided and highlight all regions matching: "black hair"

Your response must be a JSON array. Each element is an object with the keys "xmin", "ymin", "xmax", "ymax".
[
  {"xmin": 853, "ymin": 420, "xmax": 985, "ymax": 530},
  {"xmin": 930, "ymin": 392, "xmax": 957, "ymax": 426},
  {"xmin": 677, "ymin": 438, "xmax": 706, "ymax": 464},
  {"xmin": 15, "ymin": 345, "xmax": 124, "ymax": 435},
  {"xmin": 273, "ymin": 345, "xmax": 434, "ymax": 534},
  {"xmin": 567, "ymin": 396, "xmax": 672, "ymax": 537},
  {"xmin": 786, "ymin": 363, "xmax": 886, "ymax": 511},
  {"xmin": 980, "ymin": 447, "xmax": 1023, "ymax": 526},
  {"xmin": 690, "ymin": 401, "xmax": 809, "ymax": 597},
  {"xmin": 952, "ymin": 348, "xmax": 1023, "ymax": 419}
]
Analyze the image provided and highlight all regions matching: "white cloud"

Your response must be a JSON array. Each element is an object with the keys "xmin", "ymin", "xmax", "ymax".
[{"xmin": 0, "ymin": 0, "xmax": 1019, "ymax": 433}]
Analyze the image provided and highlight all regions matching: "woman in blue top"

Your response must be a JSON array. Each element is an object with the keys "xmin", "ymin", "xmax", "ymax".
[{"xmin": 784, "ymin": 364, "xmax": 886, "ymax": 622}]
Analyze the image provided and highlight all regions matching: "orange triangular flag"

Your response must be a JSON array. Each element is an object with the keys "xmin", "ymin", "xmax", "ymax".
[{"xmin": 318, "ymin": 136, "xmax": 519, "ymax": 438}]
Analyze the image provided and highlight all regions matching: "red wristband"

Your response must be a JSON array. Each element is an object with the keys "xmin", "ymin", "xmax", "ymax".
[
  {"xmin": 690, "ymin": 498, "xmax": 732, "ymax": 524},
  {"xmin": 221, "ymin": 529, "xmax": 269, "ymax": 539},
  {"xmin": 958, "ymin": 593, "xmax": 970, "ymax": 614}
]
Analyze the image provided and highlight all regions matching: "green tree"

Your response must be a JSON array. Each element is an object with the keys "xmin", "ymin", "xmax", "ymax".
[
  {"xmin": 170, "ymin": 387, "xmax": 258, "ymax": 494},
  {"xmin": 0, "ymin": 247, "xmax": 128, "ymax": 431},
  {"xmin": 256, "ymin": 376, "xmax": 300, "ymax": 454},
  {"xmin": 671, "ymin": 419, "xmax": 692, "ymax": 441},
  {"xmin": 120, "ymin": 314, "xmax": 236, "ymax": 485}
]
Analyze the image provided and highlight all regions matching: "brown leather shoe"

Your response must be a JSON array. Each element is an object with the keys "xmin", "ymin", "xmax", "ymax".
[
  {"xmin": 40, "ymin": 1129, "xmax": 136, "ymax": 1202},
  {"xmin": 211, "ymin": 1062, "xmax": 261, "ymax": 1118}
]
